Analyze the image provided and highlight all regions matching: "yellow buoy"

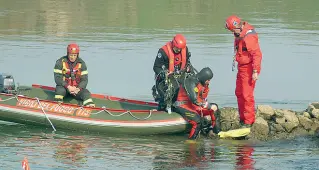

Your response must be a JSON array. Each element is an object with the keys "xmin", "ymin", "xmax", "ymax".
[{"xmin": 218, "ymin": 128, "xmax": 251, "ymax": 138}]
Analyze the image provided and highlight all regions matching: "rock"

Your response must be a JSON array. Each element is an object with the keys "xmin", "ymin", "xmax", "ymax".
[
  {"xmin": 282, "ymin": 110, "xmax": 299, "ymax": 132},
  {"xmin": 274, "ymin": 109, "xmax": 299, "ymax": 132},
  {"xmin": 215, "ymin": 102, "xmax": 319, "ymax": 141},
  {"xmin": 274, "ymin": 109, "xmax": 284, "ymax": 118},
  {"xmin": 315, "ymin": 127, "xmax": 319, "ymax": 138},
  {"xmin": 286, "ymin": 127, "xmax": 309, "ymax": 139},
  {"xmin": 219, "ymin": 107, "xmax": 240, "ymax": 131},
  {"xmin": 311, "ymin": 120, "xmax": 319, "ymax": 132},
  {"xmin": 282, "ymin": 122, "xmax": 298, "ymax": 133},
  {"xmin": 303, "ymin": 112, "xmax": 311, "ymax": 119},
  {"xmin": 310, "ymin": 109, "xmax": 319, "ymax": 119},
  {"xmin": 271, "ymin": 123, "xmax": 286, "ymax": 133},
  {"xmin": 307, "ymin": 103, "xmax": 319, "ymax": 119},
  {"xmin": 257, "ymin": 105, "xmax": 275, "ymax": 120},
  {"xmin": 274, "ymin": 117, "xmax": 286, "ymax": 124},
  {"xmin": 306, "ymin": 104, "xmax": 315, "ymax": 113},
  {"xmin": 251, "ymin": 117, "xmax": 269, "ymax": 136},
  {"xmin": 297, "ymin": 115, "xmax": 313, "ymax": 130},
  {"xmin": 283, "ymin": 110, "xmax": 299, "ymax": 123},
  {"xmin": 310, "ymin": 102, "xmax": 319, "ymax": 109}
]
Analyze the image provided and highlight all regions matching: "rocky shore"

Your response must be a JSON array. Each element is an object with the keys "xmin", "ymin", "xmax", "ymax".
[{"xmin": 219, "ymin": 102, "xmax": 319, "ymax": 140}]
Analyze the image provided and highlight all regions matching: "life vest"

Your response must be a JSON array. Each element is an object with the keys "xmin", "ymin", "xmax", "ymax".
[
  {"xmin": 61, "ymin": 58, "xmax": 82, "ymax": 87},
  {"xmin": 234, "ymin": 22, "xmax": 258, "ymax": 65},
  {"xmin": 161, "ymin": 42, "xmax": 187, "ymax": 73},
  {"xmin": 195, "ymin": 83, "xmax": 209, "ymax": 104},
  {"xmin": 177, "ymin": 82, "xmax": 209, "ymax": 106}
]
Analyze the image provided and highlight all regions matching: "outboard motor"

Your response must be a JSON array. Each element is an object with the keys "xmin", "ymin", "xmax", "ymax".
[{"xmin": 0, "ymin": 73, "xmax": 16, "ymax": 94}]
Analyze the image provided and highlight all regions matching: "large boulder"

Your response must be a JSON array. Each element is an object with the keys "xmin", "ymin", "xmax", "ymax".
[
  {"xmin": 250, "ymin": 117, "xmax": 269, "ymax": 140},
  {"xmin": 297, "ymin": 115, "xmax": 313, "ymax": 131},
  {"xmin": 219, "ymin": 107, "xmax": 240, "ymax": 131},
  {"xmin": 306, "ymin": 103, "xmax": 319, "ymax": 119},
  {"xmin": 257, "ymin": 105, "xmax": 275, "ymax": 120},
  {"xmin": 311, "ymin": 109, "xmax": 319, "ymax": 119},
  {"xmin": 270, "ymin": 123, "xmax": 286, "ymax": 133},
  {"xmin": 303, "ymin": 112, "xmax": 311, "ymax": 119},
  {"xmin": 273, "ymin": 109, "xmax": 299, "ymax": 132},
  {"xmin": 311, "ymin": 120, "xmax": 319, "ymax": 132}
]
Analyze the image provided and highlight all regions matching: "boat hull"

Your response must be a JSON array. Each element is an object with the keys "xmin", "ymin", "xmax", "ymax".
[{"xmin": 0, "ymin": 84, "xmax": 189, "ymax": 135}]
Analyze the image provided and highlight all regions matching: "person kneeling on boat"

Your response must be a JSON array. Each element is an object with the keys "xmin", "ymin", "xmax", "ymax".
[
  {"xmin": 53, "ymin": 43, "xmax": 95, "ymax": 107},
  {"xmin": 173, "ymin": 67, "xmax": 221, "ymax": 140},
  {"xmin": 152, "ymin": 34, "xmax": 196, "ymax": 112}
]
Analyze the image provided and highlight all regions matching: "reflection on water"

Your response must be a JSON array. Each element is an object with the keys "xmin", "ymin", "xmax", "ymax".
[
  {"xmin": 1, "ymin": 122, "xmax": 319, "ymax": 169},
  {"xmin": 53, "ymin": 136, "xmax": 89, "ymax": 166},
  {"xmin": 152, "ymin": 141, "xmax": 255, "ymax": 170}
]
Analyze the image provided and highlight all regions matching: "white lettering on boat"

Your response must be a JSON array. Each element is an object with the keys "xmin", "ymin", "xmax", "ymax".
[{"xmin": 16, "ymin": 98, "xmax": 91, "ymax": 117}]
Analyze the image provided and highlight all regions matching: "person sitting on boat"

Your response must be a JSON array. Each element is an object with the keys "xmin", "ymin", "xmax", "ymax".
[
  {"xmin": 173, "ymin": 67, "xmax": 221, "ymax": 140},
  {"xmin": 53, "ymin": 43, "xmax": 95, "ymax": 107},
  {"xmin": 152, "ymin": 34, "xmax": 196, "ymax": 112}
]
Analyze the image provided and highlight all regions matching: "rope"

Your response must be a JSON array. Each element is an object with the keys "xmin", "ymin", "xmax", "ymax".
[
  {"xmin": 91, "ymin": 106, "xmax": 153, "ymax": 120},
  {"xmin": 35, "ymin": 97, "xmax": 57, "ymax": 132},
  {"xmin": 55, "ymin": 100, "xmax": 153, "ymax": 120},
  {"xmin": 0, "ymin": 96, "xmax": 16, "ymax": 102},
  {"xmin": 0, "ymin": 95, "xmax": 154, "ymax": 121}
]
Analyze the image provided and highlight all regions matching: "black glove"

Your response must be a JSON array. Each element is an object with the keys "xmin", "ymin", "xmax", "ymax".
[
  {"xmin": 158, "ymin": 71, "xmax": 167, "ymax": 80},
  {"xmin": 201, "ymin": 126, "xmax": 213, "ymax": 136}
]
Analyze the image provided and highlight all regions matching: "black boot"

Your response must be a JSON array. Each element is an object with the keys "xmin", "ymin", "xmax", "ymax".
[
  {"xmin": 240, "ymin": 121, "xmax": 253, "ymax": 128},
  {"xmin": 157, "ymin": 100, "xmax": 167, "ymax": 111},
  {"xmin": 200, "ymin": 117, "xmax": 212, "ymax": 137},
  {"xmin": 152, "ymin": 85, "xmax": 160, "ymax": 102}
]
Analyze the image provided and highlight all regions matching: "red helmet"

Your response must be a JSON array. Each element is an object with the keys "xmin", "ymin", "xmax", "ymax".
[
  {"xmin": 225, "ymin": 15, "xmax": 241, "ymax": 31},
  {"xmin": 172, "ymin": 34, "xmax": 186, "ymax": 49},
  {"xmin": 67, "ymin": 43, "xmax": 80, "ymax": 54}
]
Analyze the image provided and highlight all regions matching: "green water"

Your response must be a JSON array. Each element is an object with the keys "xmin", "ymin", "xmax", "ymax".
[{"xmin": 1, "ymin": 0, "xmax": 319, "ymax": 169}]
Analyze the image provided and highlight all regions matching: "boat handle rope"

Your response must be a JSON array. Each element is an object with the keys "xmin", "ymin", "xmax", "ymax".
[
  {"xmin": 0, "ymin": 96, "xmax": 58, "ymax": 132},
  {"xmin": 55, "ymin": 99, "xmax": 154, "ymax": 120},
  {"xmin": 0, "ymin": 95, "xmax": 153, "ymax": 124},
  {"xmin": 0, "ymin": 96, "xmax": 57, "ymax": 132},
  {"xmin": 35, "ymin": 97, "xmax": 57, "ymax": 132},
  {"xmin": 92, "ymin": 106, "xmax": 153, "ymax": 120}
]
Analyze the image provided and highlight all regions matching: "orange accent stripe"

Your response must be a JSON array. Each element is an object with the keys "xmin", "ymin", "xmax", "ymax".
[{"xmin": 31, "ymin": 84, "xmax": 158, "ymax": 107}]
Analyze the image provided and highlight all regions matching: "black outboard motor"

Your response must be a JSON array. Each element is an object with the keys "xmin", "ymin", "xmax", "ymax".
[{"xmin": 0, "ymin": 73, "xmax": 16, "ymax": 94}]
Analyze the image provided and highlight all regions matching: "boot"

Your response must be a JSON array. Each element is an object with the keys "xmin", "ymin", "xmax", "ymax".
[
  {"xmin": 240, "ymin": 121, "xmax": 253, "ymax": 128},
  {"xmin": 157, "ymin": 100, "xmax": 167, "ymax": 111},
  {"xmin": 151, "ymin": 85, "xmax": 160, "ymax": 102},
  {"xmin": 200, "ymin": 117, "xmax": 212, "ymax": 137}
]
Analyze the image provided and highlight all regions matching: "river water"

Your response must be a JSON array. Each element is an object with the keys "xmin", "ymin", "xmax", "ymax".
[{"xmin": 1, "ymin": 0, "xmax": 319, "ymax": 169}]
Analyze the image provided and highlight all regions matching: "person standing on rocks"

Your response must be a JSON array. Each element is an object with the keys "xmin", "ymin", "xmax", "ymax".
[{"xmin": 224, "ymin": 15, "xmax": 263, "ymax": 127}]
